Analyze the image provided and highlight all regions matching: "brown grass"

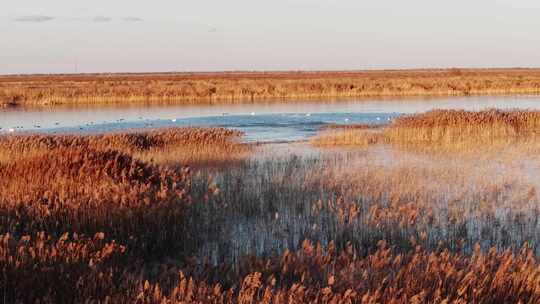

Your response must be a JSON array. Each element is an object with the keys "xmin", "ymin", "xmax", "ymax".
[
  {"xmin": 387, "ymin": 109, "xmax": 540, "ymax": 144},
  {"xmin": 136, "ymin": 241, "xmax": 540, "ymax": 303},
  {"xmin": 6, "ymin": 232, "xmax": 540, "ymax": 303},
  {"xmin": 3, "ymin": 121, "xmax": 540, "ymax": 302},
  {"xmin": 312, "ymin": 129, "xmax": 378, "ymax": 147},
  {"xmin": 311, "ymin": 127, "xmax": 382, "ymax": 147},
  {"xmin": 2, "ymin": 68, "xmax": 540, "ymax": 105},
  {"xmin": 313, "ymin": 109, "xmax": 540, "ymax": 152},
  {"xmin": 0, "ymin": 147, "xmax": 193, "ymax": 258},
  {"xmin": 0, "ymin": 127, "xmax": 249, "ymax": 167},
  {"xmin": 0, "ymin": 128, "xmax": 250, "ymax": 302}
]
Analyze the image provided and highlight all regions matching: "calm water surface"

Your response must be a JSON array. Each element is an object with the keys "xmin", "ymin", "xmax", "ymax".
[{"xmin": 2, "ymin": 96, "xmax": 540, "ymax": 142}]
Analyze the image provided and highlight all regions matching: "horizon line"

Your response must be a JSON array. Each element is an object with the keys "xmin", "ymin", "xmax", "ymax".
[{"xmin": 2, "ymin": 67, "xmax": 540, "ymax": 78}]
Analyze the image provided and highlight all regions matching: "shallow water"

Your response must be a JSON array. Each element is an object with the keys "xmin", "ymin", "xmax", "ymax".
[
  {"xmin": 192, "ymin": 145, "xmax": 540, "ymax": 263},
  {"xmin": 2, "ymin": 95, "xmax": 540, "ymax": 142}
]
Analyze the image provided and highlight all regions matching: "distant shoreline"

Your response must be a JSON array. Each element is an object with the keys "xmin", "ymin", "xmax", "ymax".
[{"xmin": 2, "ymin": 68, "xmax": 540, "ymax": 106}]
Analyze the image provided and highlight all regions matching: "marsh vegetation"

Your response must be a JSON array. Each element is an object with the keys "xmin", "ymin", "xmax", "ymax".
[
  {"xmin": 2, "ymin": 69, "xmax": 540, "ymax": 106},
  {"xmin": 3, "ymin": 110, "xmax": 540, "ymax": 303}
]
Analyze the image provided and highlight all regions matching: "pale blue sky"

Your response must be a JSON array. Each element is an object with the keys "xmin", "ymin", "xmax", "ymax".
[{"xmin": 2, "ymin": 0, "xmax": 539, "ymax": 74}]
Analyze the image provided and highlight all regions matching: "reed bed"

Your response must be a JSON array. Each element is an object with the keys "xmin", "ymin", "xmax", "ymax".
[
  {"xmin": 0, "ymin": 127, "xmax": 248, "ymax": 167},
  {"xmin": 4, "ymin": 149, "xmax": 540, "ymax": 303},
  {"xmin": 313, "ymin": 109, "xmax": 540, "ymax": 152},
  {"xmin": 0, "ymin": 147, "xmax": 193, "ymax": 258},
  {"xmin": 2, "ymin": 122, "xmax": 540, "ymax": 302},
  {"xmin": 1, "ymin": 232, "xmax": 128, "ymax": 303},
  {"xmin": 134, "ymin": 241, "xmax": 540, "ymax": 303},
  {"xmin": 5, "ymin": 233, "xmax": 540, "ymax": 303},
  {"xmin": 311, "ymin": 128, "xmax": 382, "ymax": 147},
  {"xmin": 387, "ymin": 109, "xmax": 540, "ymax": 145},
  {"xmin": 189, "ymin": 150, "xmax": 540, "ymax": 263},
  {"xmin": 2, "ymin": 69, "xmax": 540, "ymax": 105}
]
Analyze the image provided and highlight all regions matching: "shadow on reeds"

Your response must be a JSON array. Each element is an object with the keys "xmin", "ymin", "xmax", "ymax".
[{"xmin": 0, "ymin": 147, "xmax": 193, "ymax": 258}]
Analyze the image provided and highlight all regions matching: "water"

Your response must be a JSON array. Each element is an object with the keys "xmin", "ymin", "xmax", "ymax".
[{"xmin": 2, "ymin": 95, "xmax": 540, "ymax": 142}]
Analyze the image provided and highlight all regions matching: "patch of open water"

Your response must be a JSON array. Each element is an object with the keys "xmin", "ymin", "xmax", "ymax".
[{"xmin": 2, "ymin": 95, "xmax": 540, "ymax": 142}]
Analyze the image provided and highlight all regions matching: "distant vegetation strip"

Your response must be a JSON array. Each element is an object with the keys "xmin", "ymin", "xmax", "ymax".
[{"xmin": 2, "ymin": 69, "xmax": 540, "ymax": 106}]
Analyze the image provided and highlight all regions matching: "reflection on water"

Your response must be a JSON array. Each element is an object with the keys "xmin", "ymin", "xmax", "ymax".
[{"xmin": 2, "ymin": 95, "xmax": 540, "ymax": 142}]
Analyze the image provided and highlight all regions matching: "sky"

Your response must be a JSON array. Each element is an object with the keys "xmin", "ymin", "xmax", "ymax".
[{"xmin": 2, "ymin": 0, "xmax": 540, "ymax": 74}]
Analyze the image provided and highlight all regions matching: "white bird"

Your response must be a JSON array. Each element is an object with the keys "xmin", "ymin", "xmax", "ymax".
[
  {"xmin": 306, "ymin": 113, "xmax": 311, "ymax": 117},
  {"xmin": 344, "ymin": 118, "xmax": 350, "ymax": 122},
  {"xmin": 250, "ymin": 112, "xmax": 255, "ymax": 116},
  {"xmin": 171, "ymin": 119, "xmax": 177, "ymax": 122},
  {"xmin": 376, "ymin": 117, "xmax": 381, "ymax": 121},
  {"xmin": 8, "ymin": 128, "xmax": 15, "ymax": 133}
]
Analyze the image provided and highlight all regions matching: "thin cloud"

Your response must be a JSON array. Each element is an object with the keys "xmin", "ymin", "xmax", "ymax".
[
  {"xmin": 92, "ymin": 16, "xmax": 112, "ymax": 22},
  {"xmin": 123, "ymin": 17, "xmax": 143, "ymax": 22},
  {"xmin": 14, "ymin": 15, "xmax": 55, "ymax": 23}
]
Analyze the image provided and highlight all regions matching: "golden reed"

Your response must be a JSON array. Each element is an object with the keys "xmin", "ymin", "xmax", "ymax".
[
  {"xmin": 313, "ymin": 109, "xmax": 540, "ymax": 151},
  {"xmin": 0, "ymin": 127, "xmax": 249, "ymax": 167},
  {"xmin": 2, "ymin": 69, "xmax": 540, "ymax": 105},
  {"xmin": 2, "ymin": 124, "xmax": 540, "ymax": 302}
]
